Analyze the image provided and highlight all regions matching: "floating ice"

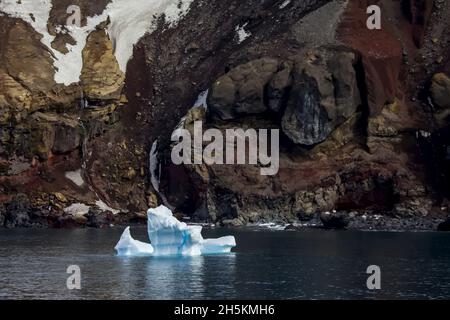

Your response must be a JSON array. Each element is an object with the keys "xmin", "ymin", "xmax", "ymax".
[
  {"xmin": 201, "ymin": 237, "xmax": 236, "ymax": 254},
  {"xmin": 114, "ymin": 227, "xmax": 154, "ymax": 257},
  {"xmin": 115, "ymin": 205, "xmax": 236, "ymax": 257}
]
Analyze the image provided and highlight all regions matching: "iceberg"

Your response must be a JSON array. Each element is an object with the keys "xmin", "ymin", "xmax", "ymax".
[
  {"xmin": 114, "ymin": 227, "xmax": 154, "ymax": 257},
  {"xmin": 201, "ymin": 237, "xmax": 236, "ymax": 254},
  {"xmin": 115, "ymin": 205, "xmax": 236, "ymax": 257}
]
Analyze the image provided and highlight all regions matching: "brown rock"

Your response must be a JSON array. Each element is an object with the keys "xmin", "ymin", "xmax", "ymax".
[
  {"xmin": 208, "ymin": 58, "xmax": 279, "ymax": 120},
  {"xmin": 4, "ymin": 21, "xmax": 55, "ymax": 96},
  {"xmin": 51, "ymin": 33, "xmax": 76, "ymax": 54},
  {"xmin": 80, "ymin": 24, "xmax": 125, "ymax": 101}
]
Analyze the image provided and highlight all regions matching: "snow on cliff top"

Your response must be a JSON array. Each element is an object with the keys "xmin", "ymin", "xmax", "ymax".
[{"xmin": 0, "ymin": 0, "xmax": 193, "ymax": 85}]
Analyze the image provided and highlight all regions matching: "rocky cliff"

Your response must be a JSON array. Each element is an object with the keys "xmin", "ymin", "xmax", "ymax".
[{"xmin": 0, "ymin": 0, "xmax": 449, "ymax": 229}]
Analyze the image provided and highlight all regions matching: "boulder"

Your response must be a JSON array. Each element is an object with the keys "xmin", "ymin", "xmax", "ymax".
[
  {"xmin": 281, "ymin": 69, "xmax": 333, "ymax": 145},
  {"xmin": 208, "ymin": 58, "xmax": 279, "ymax": 120},
  {"xmin": 282, "ymin": 50, "xmax": 360, "ymax": 145},
  {"xmin": 86, "ymin": 208, "xmax": 115, "ymax": 228}
]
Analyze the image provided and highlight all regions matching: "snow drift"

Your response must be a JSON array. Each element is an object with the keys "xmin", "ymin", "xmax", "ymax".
[
  {"xmin": 0, "ymin": 0, "xmax": 194, "ymax": 85},
  {"xmin": 115, "ymin": 205, "xmax": 236, "ymax": 257}
]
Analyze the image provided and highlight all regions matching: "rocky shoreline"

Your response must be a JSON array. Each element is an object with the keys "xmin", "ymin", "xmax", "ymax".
[{"xmin": 1, "ymin": 193, "xmax": 449, "ymax": 232}]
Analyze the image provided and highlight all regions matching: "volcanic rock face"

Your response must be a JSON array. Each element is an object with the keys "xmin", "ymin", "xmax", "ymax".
[
  {"xmin": 0, "ymin": 0, "xmax": 449, "ymax": 228},
  {"xmin": 80, "ymin": 25, "xmax": 125, "ymax": 101},
  {"xmin": 208, "ymin": 49, "xmax": 360, "ymax": 146}
]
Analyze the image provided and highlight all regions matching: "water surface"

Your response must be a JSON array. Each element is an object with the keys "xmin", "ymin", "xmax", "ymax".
[{"xmin": 0, "ymin": 227, "xmax": 449, "ymax": 299}]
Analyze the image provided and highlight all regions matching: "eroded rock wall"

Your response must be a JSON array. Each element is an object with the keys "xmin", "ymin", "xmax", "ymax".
[{"xmin": 0, "ymin": 0, "xmax": 449, "ymax": 227}]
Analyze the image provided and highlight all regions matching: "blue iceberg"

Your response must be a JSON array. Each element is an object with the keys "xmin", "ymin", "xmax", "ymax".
[{"xmin": 115, "ymin": 205, "xmax": 236, "ymax": 257}]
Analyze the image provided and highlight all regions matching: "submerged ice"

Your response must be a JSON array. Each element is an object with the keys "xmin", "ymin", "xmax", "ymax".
[{"xmin": 115, "ymin": 206, "xmax": 236, "ymax": 257}]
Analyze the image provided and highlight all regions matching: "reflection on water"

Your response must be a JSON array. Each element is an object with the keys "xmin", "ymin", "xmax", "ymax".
[
  {"xmin": 0, "ymin": 227, "xmax": 450, "ymax": 299},
  {"xmin": 109, "ymin": 253, "xmax": 237, "ymax": 300}
]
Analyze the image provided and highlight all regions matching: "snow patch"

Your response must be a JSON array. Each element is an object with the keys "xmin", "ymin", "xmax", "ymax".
[
  {"xmin": 64, "ymin": 203, "xmax": 90, "ymax": 216},
  {"xmin": 235, "ymin": 22, "xmax": 251, "ymax": 44},
  {"xmin": 194, "ymin": 90, "xmax": 209, "ymax": 110},
  {"xmin": 255, "ymin": 222, "xmax": 289, "ymax": 231},
  {"xmin": 0, "ymin": 0, "xmax": 194, "ymax": 85},
  {"xmin": 149, "ymin": 140, "xmax": 160, "ymax": 193},
  {"xmin": 95, "ymin": 200, "xmax": 120, "ymax": 215},
  {"xmin": 279, "ymin": 0, "xmax": 291, "ymax": 9},
  {"xmin": 65, "ymin": 169, "xmax": 85, "ymax": 187}
]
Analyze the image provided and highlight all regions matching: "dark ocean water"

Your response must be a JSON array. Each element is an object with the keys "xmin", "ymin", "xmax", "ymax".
[{"xmin": 0, "ymin": 227, "xmax": 450, "ymax": 300}]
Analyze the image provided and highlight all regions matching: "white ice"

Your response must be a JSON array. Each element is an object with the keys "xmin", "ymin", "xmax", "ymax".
[
  {"xmin": 115, "ymin": 205, "xmax": 236, "ymax": 257},
  {"xmin": 114, "ymin": 227, "xmax": 154, "ymax": 257},
  {"xmin": 201, "ymin": 237, "xmax": 236, "ymax": 254}
]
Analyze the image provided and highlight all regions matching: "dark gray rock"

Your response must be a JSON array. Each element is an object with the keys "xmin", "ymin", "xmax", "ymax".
[
  {"xmin": 52, "ymin": 215, "xmax": 82, "ymax": 229},
  {"xmin": 431, "ymin": 73, "xmax": 450, "ymax": 110},
  {"xmin": 438, "ymin": 218, "xmax": 450, "ymax": 231},
  {"xmin": 208, "ymin": 75, "xmax": 236, "ymax": 120},
  {"xmin": 267, "ymin": 62, "xmax": 293, "ymax": 113},
  {"xmin": 5, "ymin": 193, "xmax": 31, "ymax": 228},
  {"xmin": 326, "ymin": 51, "xmax": 361, "ymax": 121},
  {"xmin": 320, "ymin": 212, "xmax": 350, "ymax": 229},
  {"xmin": 52, "ymin": 123, "xmax": 81, "ymax": 154},
  {"xmin": 282, "ymin": 72, "xmax": 332, "ymax": 145},
  {"xmin": 281, "ymin": 49, "xmax": 360, "ymax": 146},
  {"xmin": 192, "ymin": 201, "xmax": 210, "ymax": 222},
  {"xmin": 0, "ymin": 205, "xmax": 5, "ymax": 227},
  {"xmin": 86, "ymin": 208, "xmax": 114, "ymax": 228}
]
